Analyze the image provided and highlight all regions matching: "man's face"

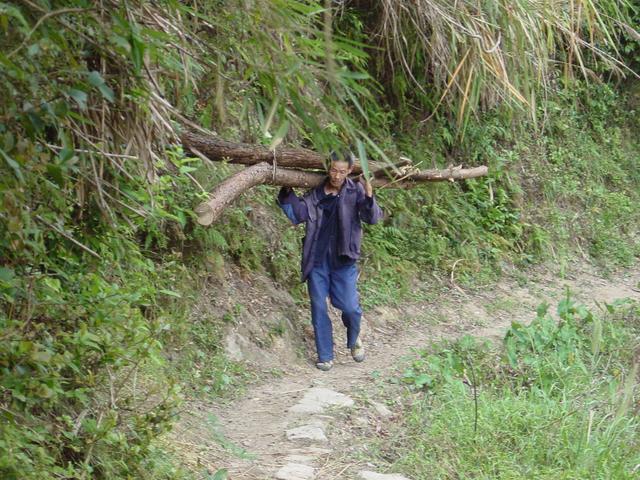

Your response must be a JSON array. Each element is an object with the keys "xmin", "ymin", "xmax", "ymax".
[{"xmin": 328, "ymin": 160, "xmax": 352, "ymax": 189}]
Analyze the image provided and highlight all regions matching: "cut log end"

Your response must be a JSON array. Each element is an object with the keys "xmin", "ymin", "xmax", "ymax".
[{"xmin": 194, "ymin": 203, "xmax": 214, "ymax": 226}]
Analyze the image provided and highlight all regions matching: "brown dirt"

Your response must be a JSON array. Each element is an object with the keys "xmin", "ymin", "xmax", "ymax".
[{"xmin": 169, "ymin": 261, "xmax": 640, "ymax": 479}]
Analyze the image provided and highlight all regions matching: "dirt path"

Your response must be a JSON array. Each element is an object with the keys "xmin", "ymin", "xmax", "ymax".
[{"xmin": 171, "ymin": 262, "xmax": 640, "ymax": 479}]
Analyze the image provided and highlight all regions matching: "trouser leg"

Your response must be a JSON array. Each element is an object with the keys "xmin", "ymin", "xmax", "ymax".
[
  {"xmin": 329, "ymin": 263, "xmax": 362, "ymax": 349},
  {"xmin": 307, "ymin": 261, "xmax": 333, "ymax": 362}
]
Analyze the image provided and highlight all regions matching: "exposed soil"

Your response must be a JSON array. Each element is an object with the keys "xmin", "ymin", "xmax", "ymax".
[{"xmin": 170, "ymin": 261, "xmax": 640, "ymax": 479}]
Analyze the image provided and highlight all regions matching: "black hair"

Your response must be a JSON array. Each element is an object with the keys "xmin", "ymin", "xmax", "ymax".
[{"xmin": 328, "ymin": 150, "xmax": 355, "ymax": 167}]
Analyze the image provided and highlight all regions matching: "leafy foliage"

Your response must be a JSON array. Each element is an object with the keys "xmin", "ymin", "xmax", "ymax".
[{"xmin": 393, "ymin": 297, "xmax": 640, "ymax": 479}]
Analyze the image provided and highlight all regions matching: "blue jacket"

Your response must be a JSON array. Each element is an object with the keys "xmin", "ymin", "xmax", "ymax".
[{"xmin": 277, "ymin": 178, "xmax": 383, "ymax": 281}]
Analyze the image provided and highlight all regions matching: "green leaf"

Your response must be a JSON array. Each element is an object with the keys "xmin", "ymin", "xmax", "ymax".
[
  {"xmin": 46, "ymin": 164, "xmax": 65, "ymax": 186},
  {"xmin": 67, "ymin": 88, "xmax": 88, "ymax": 110},
  {"xmin": 355, "ymin": 139, "xmax": 370, "ymax": 181},
  {"xmin": 98, "ymin": 83, "xmax": 115, "ymax": 103},
  {"xmin": 359, "ymin": 131, "xmax": 391, "ymax": 165},
  {"xmin": 536, "ymin": 301, "xmax": 549, "ymax": 318},
  {"xmin": 2, "ymin": 131, "xmax": 14, "ymax": 151},
  {"xmin": 43, "ymin": 277, "xmax": 62, "ymax": 293},
  {"xmin": 36, "ymin": 384, "xmax": 55, "ymax": 399},
  {"xmin": 339, "ymin": 69, "xmax": 370, "ymax": 80},
  {"xmin": 269, "ymin": 119, "xmax": 290, "ymax": 149},
  {"xmin": 27, "ymin": 43, "xmax": 39, "ymax": 56},
  {"xmin": 129, "ymin": 34, "xmax": 145, "ymax": 74},
  {"xmin": 0, "ymin": 267, "xmax": 15, "ymax": 283},
  {"xmin": 179, "ymin": 165, "xmax": 198, "ymax": 174},
  {"xmin": 58, "ymin": 147, "xmax": 75, "ymax": 163},
  {"xmin": 26, "ymin": 110, "xmax": 44, "ymax": 132},
  {"xmin": 0, "ymin": 147, "xmax": 24, "ymax": 182},
  {"xmin": 87, "ymin": 71, "xmax": 115, "ymax": 102},
  {"xmin": 345, "ymin": 87, "xmax": 367, "ymax": 121},
  {"xmin": 413, "ymin": 373, "xmax": 432, "ymax": 388},
  {"xmin": 87, "ymin": 71, "xmax": 104, "ymax": 87},
  {"xmin": 0, "ymin": 3, "xmax": 29, "ymax": 28},
  {"xmin": 200, "ymin": 101, "xmax": 214, "ymax": 129}
]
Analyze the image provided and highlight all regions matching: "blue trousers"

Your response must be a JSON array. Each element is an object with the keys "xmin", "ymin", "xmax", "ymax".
[{"xmin": 307, "ymin": 259, "xmax": 362, "ymax": 362}]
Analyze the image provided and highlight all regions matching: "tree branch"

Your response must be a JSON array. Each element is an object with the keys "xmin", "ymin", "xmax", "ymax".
[
  {"xmin": 195, "ymin": 163, "xmax": 489, "ymax": 225},
  {"xmin": 181, "ymin": 131, "xmax": 386, "ymax": 175}
]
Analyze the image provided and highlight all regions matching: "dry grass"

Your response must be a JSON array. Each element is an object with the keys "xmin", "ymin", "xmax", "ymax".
[{"xmin": 373, "ymin": 0, "xmax": 638, "ymax": 126}]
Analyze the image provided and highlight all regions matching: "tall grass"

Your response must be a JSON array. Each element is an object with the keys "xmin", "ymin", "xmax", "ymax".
[{"xmin": 367, "ymin": 0, "xmax": 637, "ymax": 129}]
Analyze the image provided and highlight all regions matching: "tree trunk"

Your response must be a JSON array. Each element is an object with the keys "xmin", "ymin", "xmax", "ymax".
[
  {"xmin": 195, "ymin": 162, "xmax": 489, "ymax": 225},
  {"xmin": 181, "ymin": 131, "xmax": 386, "ymax": 174}
]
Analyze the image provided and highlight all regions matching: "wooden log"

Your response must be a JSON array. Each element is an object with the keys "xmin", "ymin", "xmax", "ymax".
[
  {"xmin": 394, "ymin": 165, "xmax": 489, "ymax": 183},
  {"xmin": 181, "ymin": 131, "xmax": 386, "ymax": 175},
  {"xmin": 373, "ymin": 157, "xmax": 413, "ymax": 178},
  {"xmin": 195, "ymin": 163, "xmax": 489, "ymax": 225}
]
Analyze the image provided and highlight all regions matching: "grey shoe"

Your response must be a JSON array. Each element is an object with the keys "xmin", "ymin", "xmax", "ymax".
[
  {"xmin": 351, "ymin": 338, "xmax": 365, "ymax": 362},
  {"xmin": 316, "ymin": 360, "xmax": 334, "ymax": 371}
]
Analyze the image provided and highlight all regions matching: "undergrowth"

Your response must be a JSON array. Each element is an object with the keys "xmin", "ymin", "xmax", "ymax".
[
  {"xmin": 356, "ymin": 82, "xmax": 640, "ymax": 307},
  {"xmin": 384, "ymin": 295, "xmax": 640, "ymax": 479}
]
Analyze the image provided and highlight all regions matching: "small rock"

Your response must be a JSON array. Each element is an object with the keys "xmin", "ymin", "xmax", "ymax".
[
  {"xmin": 275, "ymin": 463, "xmax": 315, "ymax": 480},
  {"xmin": 358, "ymin": 472, "xmax": 412, "ymax": 480},
  {"xmin": 371, "ymin": 401, "xmax": 393, "ymax": 419},
  {"xmin": 286, "ymin": 425, "xmax": 328, "ymax": 442},
  {"xmin": 290, "ymin": 387, "xmax": 354, "ymax": 414}
]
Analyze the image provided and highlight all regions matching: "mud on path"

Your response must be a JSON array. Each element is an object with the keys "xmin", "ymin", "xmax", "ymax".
[{"xmin": 170, "ymin": 262, "xmax": 640, "ymax": 479}]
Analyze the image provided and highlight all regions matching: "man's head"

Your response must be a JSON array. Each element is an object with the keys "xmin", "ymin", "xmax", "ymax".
[{"xmin": 327, "ymin": 150, "xmax": 355, "ymax": 190}]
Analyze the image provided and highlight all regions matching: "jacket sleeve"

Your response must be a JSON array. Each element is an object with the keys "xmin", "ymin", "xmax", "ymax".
[
  {"xmin": 277, "ymin": 187, "xmax": 309, "ymax": 225},
  {"xmin": 356, "ymin": 183, "xmax": 383, "ymax": 225}
]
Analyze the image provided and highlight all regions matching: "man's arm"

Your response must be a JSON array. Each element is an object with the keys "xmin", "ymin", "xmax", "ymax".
[
  {"xmin": 356, "ymin": 180, "xmax": 383, "ymax": 225},
  {"xmin": 277, "ymin": 187, "xmax": 309, "ymax": 225}
]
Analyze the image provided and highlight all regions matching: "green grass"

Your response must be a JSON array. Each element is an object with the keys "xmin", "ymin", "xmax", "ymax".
[{"xmin": 381, "ymin": 296, "xmax": 640, "ymax": 479}]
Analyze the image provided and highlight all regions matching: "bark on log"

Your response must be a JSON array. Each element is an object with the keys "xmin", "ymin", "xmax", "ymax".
[
  {"xmin": 181, "ymin": 131, "xmax": 386, "ymax": 175},
  {"xmin": 373, "ymin": 157, "xmax": 413, "ymax": 178},
  {"xmin": 195, "ymin": 163, "xmax": 274, "ymax": 226},
  {"xmin": 195, "ymin": 162, "xmax": 489, "ymax": 225}
]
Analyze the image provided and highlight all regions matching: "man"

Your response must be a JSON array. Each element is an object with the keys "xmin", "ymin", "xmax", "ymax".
[{"xmin": 277, "ymin": 151, "xmax": 383, "ymax": 371}]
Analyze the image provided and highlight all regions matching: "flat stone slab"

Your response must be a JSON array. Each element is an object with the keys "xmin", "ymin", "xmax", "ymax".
[
  {"xmin": 290, "ymin": 387, "xmax": 354, "ymax": 414},
  {"xmin": 275, "ymin": 463, "xmax": 315, "ymax": 480},
  {"xmin": 284, "ymin": 446, "xmax": 331, "ymax": 464},
  {"xmin": 284, "ymin": 454, "xmax": 315, "ymax": 464},
  {"xmin": 358, "ymin": 471, "xmax": 412, "ymax": 480},
  {"xmin": 286, "ymin": 424, "xmax": 327, "ymax": 442}
]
